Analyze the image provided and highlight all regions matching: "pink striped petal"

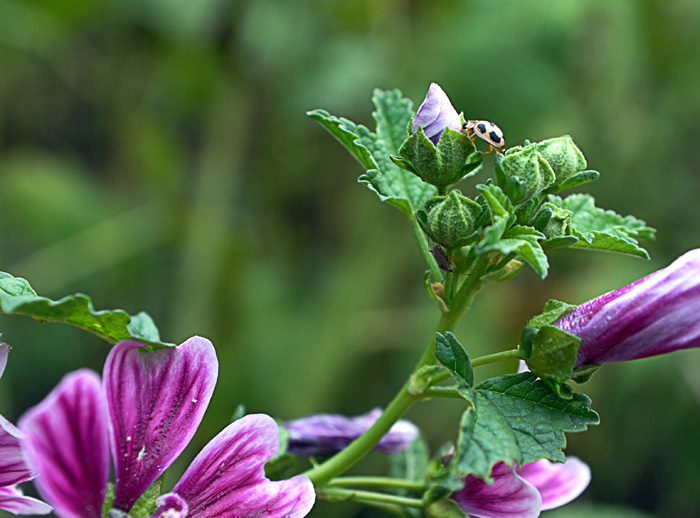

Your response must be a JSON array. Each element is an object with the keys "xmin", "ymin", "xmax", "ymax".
[
  {"xmin": 0, "ymin": 416, "xmax": 34, "ymax": 486},
  {"xmin": 18, "ymin": 370, "xmax": 109, "ymax": 518},
  {"xmin": 452, "ymin": 462, "xmax": 542, "ymax": 518},
  {"xmin": 517, "ymin": 457, "xmax": 591, "ymax": 510},
  {"xmin": 173, "ymin": 414, "xmax": 315, "ymax": 518},
  {"xmin": 0, "ymin": 486, "xmax": 52, "ymax": 515},
  {"xmin": 104, "ymin": 337, "xmax": 217, "ymax": 512}
]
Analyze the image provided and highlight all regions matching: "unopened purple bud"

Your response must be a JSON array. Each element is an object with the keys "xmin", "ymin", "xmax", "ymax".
[
  {"xmin": 284, "ymin": 408, "xmax": 419, "ymax": 457},
  {"xmin": 412, "ymin": 83, "xmax": 462, "ymax": 145},
  {"xmin": 554, "ymin": 249, "xmax": 700, "ymax": 367}
]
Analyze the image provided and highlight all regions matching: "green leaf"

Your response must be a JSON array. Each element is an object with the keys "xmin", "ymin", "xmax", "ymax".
[
  {"xmin": 435, "ymin": 332, "xmax": 474, "ymax": 389},
  {"xmin": 306, "ymin": 109, "xmax": 375, "ymax": 170},
  {"xmin": 481, "ymin": 225, "xmax": 549, "ymax": 279},
  {"xmin": 0, "ymin": 272, "xmax": 173, "ymax": 348},
  {"xmin": 372, "ymin": 88, "xmax": 414, "ymax": 154},
  {"xmin": 440, "ymin": 373, "xmax": 598, "ymax": 483},
  {"xmin": 129, "ymin": 480, "xmax": 161, "ymax": 518},
  {"xmin": 527, "ymin": 325, "xmax": 581, "ymax": 385},
  {"xmin": 527, "ymin": 299, "xmax": 577, "ymax": 328},
  {"xmin": 390, "ymin": 433, "xmax": 431, "ymax": 482},
  {"xmin": 548, "ymin": 194, "xmax": 656, "ymax": 258}
]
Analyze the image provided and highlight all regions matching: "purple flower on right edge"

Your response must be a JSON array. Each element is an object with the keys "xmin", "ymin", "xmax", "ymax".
[{"xmin": 553, "ymin": 249, "xmax": 700, "ymax": 368}]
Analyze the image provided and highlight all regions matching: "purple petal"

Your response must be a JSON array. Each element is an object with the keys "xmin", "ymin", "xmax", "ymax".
[
  {"xmin": 412, "ymin": 83, "xmax": 462, "ymax": 145},
  {"xmin": 284, "ymin": 408, "xmax": 419, "ymax": 457},
  {"xmin": 517, "ymin": 457, "xmax": 591, "ymax": 511},
  {"xmin": 173, "ymin": 414, "xmax": 315, "ymax": 518},
  {"xmin": 151, "ymin": 492, "xmax": 188, "ymax": 518},
  {"xmin": 451, "ymin": 462, "xmax": 542, "ymax": 518},
  {"xmin": 18, "ymin": 370, "xmax": 109, "ymax": 518},
  {"xmin": 0, "ymin": 486, "xmax": 53, "ymax": 515},
  {"xmin": 0, "ymin": 416, "xmax": 34, "ymax": 486},
  {"xmin": 104, "ymin": 336, "xmax": 218, "ymax": 512},
  {"xmin": 554, "ymin": 249, "xmax": 700, "ymax": 367},
  {"xmin": 0, "ymin": 340, "xmax": 9, "ymax": 380}
]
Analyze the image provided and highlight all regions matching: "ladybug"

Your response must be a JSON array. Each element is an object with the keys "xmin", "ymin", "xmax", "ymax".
[{"xmin": 462, "ymin": 120, "xmax": 505, "ymax": 154}]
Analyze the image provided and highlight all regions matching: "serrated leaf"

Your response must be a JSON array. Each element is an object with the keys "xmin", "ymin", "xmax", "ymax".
[
  {"xmin": 440, "ymin": 373, "xmax": 598, "ymax": 484},
  {"xmin": 476, "ymin": 183, "xmax": 513, "ymax": 220},
  {"xmin": 479, "ymin": 226, "xmax": 549, "ymax": 279},
  {"xmin": 548, "ymin": 194, "xmax": 655, "ymax": 258},
  {"xmin": 0, "ymin": 272, "xmax": 173, "ymax": 348},
  {"xmin": 307, "ymin": 109, "xmax": 375, "ymax": 170},
  {"xmin": 435, "ymin": 332, "xmax": 474, "ymax": 389},
  {"xmin": 372, "ymin": 88, "xmax": 414, "ymax": 155},
  {"xmin": 527, "ymin": 299, "xmax": 577, "ymax": 328}
]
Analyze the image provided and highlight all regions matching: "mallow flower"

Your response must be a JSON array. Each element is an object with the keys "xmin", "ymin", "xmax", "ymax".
[
  {"xmin": 412, "ymin": 83, "xmax": 462, "ymax": 145},
  {"xmin": 0, "ymin": 341, "xmax": 53, "ymax": 515},
  {"xmin": 553, "ymin": 249, "xmax": 700, "ymax": 368},
  {"xmin": 283, "ymin": 408, "xmax": 419, "ymax": 457},
  {"xmin": 18, "ymin": 337, "xmax": 315, "ymax": 518},
  {"xmin": 451, "ymin": 457, "xmax": 590, "ymax": 518}
]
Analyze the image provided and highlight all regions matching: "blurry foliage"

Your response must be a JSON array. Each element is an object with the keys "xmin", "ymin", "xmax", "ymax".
[{"xmin": 1, "ymin": 0, "xmax": 700, "ymax": 516}]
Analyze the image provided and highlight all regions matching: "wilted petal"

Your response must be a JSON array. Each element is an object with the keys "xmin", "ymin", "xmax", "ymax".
[
  {"xmin": 284, "ymin": 408, "xmax": 419, "ymax": 456},
  {"xmin": 0, "ymin": 486, "xmax": 52, "ymax": 515},
  {"xmin": 173, "ymin": 414, "xmax": 315, "ymax": 518},
  {"xmin": 0, "ymin": 416, "xmax": 34, "ymax": 486},
  {"xmin": 554, "ymin": 249, "xmax": 700, "ymax": 367},
  {"xmin": 19, "ymin": 370, "xmax": 109, "ymax": 518},
  {"xmin": 412, "ymin": 83, "xmax": 462, "ymax": 145},
  {"xmin": 451, "ymin": 462, "xmax": 542, "ymax": 518},
  {"xmin": 517, "ymin": 457, "xmax": 591, "ymax": 511},
  {"xmin": 0, "ymin": 340, "xmax": 8, "ymax": 380},
  {"xmin": 104, "ymin": 336, "xmax": 218, "ymax": 512}
]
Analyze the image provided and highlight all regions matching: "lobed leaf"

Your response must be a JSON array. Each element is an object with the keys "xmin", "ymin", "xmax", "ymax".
[
  {"xmin": 0, "ymin": 272, "xmax": 172, "ymax": 348},
  {"xmin": 548, "ymin": 194, "xmax": 655, "ymax": 259}
]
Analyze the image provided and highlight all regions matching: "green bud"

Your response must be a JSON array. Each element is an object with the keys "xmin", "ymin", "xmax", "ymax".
[
  {"xmin": 393, "ymin": 126, "xmax": 483, "ymax": 190},
  {"xmin": 534, "ymin": 202, "xmax": 573, "ymax": 239},
  {"xmin": 537, "ymin": 136, "xmax": 599, "ymax": 192},
  {"xmin": 495, "ymin": 143, "xmax": 555, "ymax": 204},
  {"xmin": 417, "ymin": 190, "xmax": 482, "ymax": 249}
]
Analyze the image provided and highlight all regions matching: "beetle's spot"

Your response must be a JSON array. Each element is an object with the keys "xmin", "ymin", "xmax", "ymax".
[
  {"xmin": 489, "ymin": 132, "xmax": 502, "ymax": 143},
  {"xmin": 477, "ymin": 123, "xmax": 487, "ymax": 133}
]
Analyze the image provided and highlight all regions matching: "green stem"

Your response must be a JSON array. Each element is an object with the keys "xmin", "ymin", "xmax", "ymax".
[
  {"xmin": 304, "ymin": 255, "xmax": 491, "ymax": 487},
  {"xmin": 326, "ymin": 476, "xmax": 426, "ymax": 492},
  {"xmin": 320, "ymin": 487, "xmax": 424, "ymax": 509},
  {"xmin": 421, "ymin": 386, "xmax": 463, "ymax": 399},
  {"xmin": 408, "ymin": 214, "xmax": 442, "ymax": 282}
]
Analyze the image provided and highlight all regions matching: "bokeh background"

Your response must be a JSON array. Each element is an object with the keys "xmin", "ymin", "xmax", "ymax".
[{"xmin": 1, "ymin": 1, "xmax": 700, "ymax": 517}]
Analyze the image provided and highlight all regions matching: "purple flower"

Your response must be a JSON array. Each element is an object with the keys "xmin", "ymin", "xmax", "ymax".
[
  {"xmin": 0, "ymin": 342, "xmax": 53, "ymax": 516},
  {"xmin": 451, "ymin": 457, "xmax": 590, "ymax": 518},
  {"xmin": 412, "ymin": 83, "xmax": 462, "ymax": 145},
  {"xmin": 553, "ymin": 249, "xmax": 700, "ymax": 368},
  {"xmin": 283, "ymin": 408, "xmax": 419, "ymax": 457},
  {"xmin": 18, "ymin": 337, "xmax": 315, "ymax": 518}
]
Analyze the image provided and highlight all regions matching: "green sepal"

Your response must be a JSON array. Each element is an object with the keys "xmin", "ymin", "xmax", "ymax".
[
  {"xmin": 526, "ymin": 324, "xmax": 581, "ymax": 386},
  {"xmin": 435, "ymin": 332, "xmax": 474, "ymax": 390},
  {"xmin": 535, "ymin": 135, "xmax": 593, "ymax": 192},
  {"xmin": 482, "ymin": 259, "xmax": 524, "ymax": 283},
  {"xmin": 548, "ymin": 194, "xmax": 656, "ymax": 258},
  {"xmin": 397, "ymin": 126, "xmax": 483, "ymax": 190},
  {"xmin": 571, "ymin": 363, "xmax": 601, "ymax": 384},
  {"xmin": 438, "ymin": 373, "xmax": 599, "ymax": 483},
  {"xmin": 0, "ymin": 272, "xmax": 173, "ymax": 348},
  {"xmin": 419, "ymin": 191, "xmax": 483, "ymax": 249},
  {"xmin": 495, "ymin": 144, "xmax": 556, "ymax": 204},
  {"xmin": 101, "ymin": 483, "xmax": 115, "ymax": 518},
  {"xmin": 128, "ymin": 479, "xmax": 162, "ymax": 518},
  {"xmin": 426, "ymin": 498, "xmax": 468, "ymax": 518},
  {"xmin": 527, "ymin": 299, "xmax": 577, "ymax": 328}
]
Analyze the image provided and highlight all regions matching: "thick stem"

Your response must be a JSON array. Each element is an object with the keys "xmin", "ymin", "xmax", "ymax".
[{"xmin": 304, "ymin": 256, "xmax": 491, "ymax": 486}]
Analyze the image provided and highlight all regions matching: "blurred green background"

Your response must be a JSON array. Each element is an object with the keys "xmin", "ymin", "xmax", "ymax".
[{"xmin": 1, "ymin": 1, "xmax": 699, "ymax": 517}]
